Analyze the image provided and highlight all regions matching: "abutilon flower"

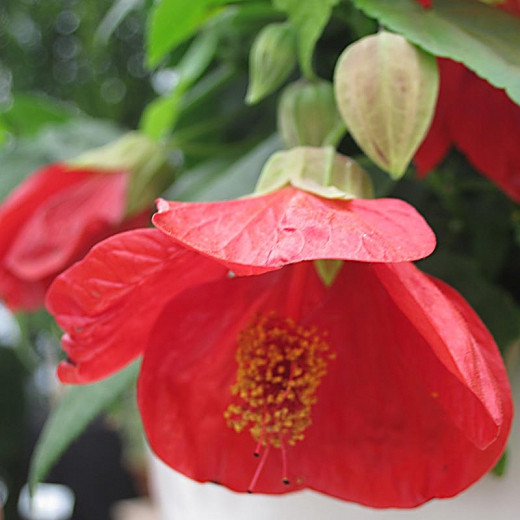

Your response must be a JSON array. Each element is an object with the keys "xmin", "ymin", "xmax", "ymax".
[
  {"xmin": 0, "ymin": 163, "xmax": 147, "ymax": 310},
  {"xmin": 0, "ymin": 133, "xmax": 171, "ymax": 311},
  {"xmin": 46, "ymin": 186, "xmax": 512, "ymax": 508},
  {"xmin": 416, "ymin": 0, "xmax": 520, "ymax": 14},
  {"xmin": 414, "ymin": 0, "xmax": 520, "ymax": 200}
]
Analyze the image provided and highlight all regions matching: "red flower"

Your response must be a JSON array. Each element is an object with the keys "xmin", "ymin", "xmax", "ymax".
[
  {"xmin": 0, "ymin": 163, "xmax": 149, "ymax": 311},
  {"xmin": 416, "ymin": 0, "xmax": 520, "ymax": 15},
  {"xmin": 48, "ymin": 187, "xmax": 435, "ymax": 383},
  {"xmin": 138, "ymin": 259, "xmax": 511, "ymax": 508},
  {"xmin": 46, "ymin": 187, "xmax": 511, "ymax": 508},
  {"xmin": 414, "ymin": 1, "xmax": 520, "ymax": 200},
  {"xmin": 415, "ymin": 59, "xmax": 520, "ymax": 200}
]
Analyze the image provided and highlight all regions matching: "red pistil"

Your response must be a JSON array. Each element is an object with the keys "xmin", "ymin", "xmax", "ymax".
[{"xmin": 247, "ymin": 445, "xmax": 271, "ymax": 493}]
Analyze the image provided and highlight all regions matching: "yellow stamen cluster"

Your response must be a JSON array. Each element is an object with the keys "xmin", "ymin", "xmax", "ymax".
[{"xmin": 224, "ymin": 312, "xmax": 334, "ymax": 448}]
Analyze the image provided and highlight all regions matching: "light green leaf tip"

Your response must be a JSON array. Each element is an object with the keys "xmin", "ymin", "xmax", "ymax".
[
  {"xmin": 314, "ymin": 259, "xmax": 343, "ymax": 286},
  {"xmin": 351, "ymin": 0, "xmax": 520, "ymax": 106},
  {"xmin": 492, "ymin": 450, "xmax": 508, "ymax": 477},
  {"xmin": 273, "ymin": 0, "xmax": 340, "ymax": 79},
  {"xmin": 28, "ymin": 361, "xmax": 140, "ymax": 494},
  {"xmin": 255, "ymin": 146, "xmax": 373, "ymax": 199}
]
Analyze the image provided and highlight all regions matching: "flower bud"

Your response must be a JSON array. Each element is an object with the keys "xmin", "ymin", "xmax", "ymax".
[
  {"xmin": 255, "ymin": 146, "xmax": 373, "ymax": 200},
  {"xmin": 246, "ymin": 23, "xmax": 297, "ymax": 105},
  {"xmin": 334, "ymin": 31, "xmax": 439, "ymax": 179},
  {"xmin": 277, "ymin": 80, "xmax": 346, "ymax": 148},
  {"xmin": 69, "ymin": 132, "xmax": 175, "ymax": 215}
]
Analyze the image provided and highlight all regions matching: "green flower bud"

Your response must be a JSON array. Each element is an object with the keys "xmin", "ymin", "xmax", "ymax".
[
  {"xmin": 69, "ymin": 132, "xmax": 175, "ymax": 215},
  {"xmin": 255, "ymin": 146, "xmax": 373, "ymax": 200},
  {"xmin": 278, "ymin": 80, "xmax": 346, "ymax": 148},
  {"xmin": 246, "ymin": 23, "xmax": 297, "ymax": 105},
  {"xmin": 334, "ymin": 31, "xmax": 439, "ymax": 179}
]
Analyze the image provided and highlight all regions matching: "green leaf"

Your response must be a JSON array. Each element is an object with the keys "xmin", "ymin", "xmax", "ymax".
[
  {"xmin": 491, "ymin": 450, "xmax": 508, "ymax": 477},
  {"xmin": 95, "ymin": 0, "xmax": 143, "ymax": 44},
  {"xmin": 140, "ymin": 93, "xmax": 183, "ymax": 141},
  {"xmin": 141, "ymin": 30, "xmax": 218, "ymax": 139},
  {"xmin": 351, "ymin": 0, "xmax": 520, "ymax": 105},
  {"xmin": 0, "ymin": 117, "xmax": 8, "ymax": 147},
  {"xmin": 146, "ymin": 0, "xmax": 231, "ymax": 68},
  {"xmin": 166, "ymin": 134, "xmax": 282, "ymax": 201},
  {"xmin": 2, "ymin": 94, "xmax": 78, "ymax": 137},
  {"xmin": 273, "ymin": 0, "xmax": 339, "ymax": 78},
  {"xmin": 28, "ymin": 361, "xmax": 140, "ymax": 493}
]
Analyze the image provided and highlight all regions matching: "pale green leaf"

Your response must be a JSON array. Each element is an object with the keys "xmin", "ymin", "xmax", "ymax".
[
  {"xmin": 140, "ymin": 91, "xmax": 183, "ymax": 140},
  {"xmin": 141, "ymin": 31, "xmax": 218, "ymax": 139},
  {"xmin": 28, "ymin": 361, "xmax": 140, "ymax": 493},
  {"xmin": 2, "ymin": 94, "xmax": 78, "ymax": 137},
  {"xmin": 351, "ymin": 0, "xmax": 520, "ymax": 105},
  {"xmin": 95, "ymin": 0, "xmax": 143, "ymax": 44},
  {"xmin": 176, "ymin": 30, "xmax": 219, "ymax": 88},
  {"xmin": 273, "ymin": 0, "xmax": 339, "ymax": 78},
  {"xmin": 0, "ymin": 117, "xmax": 8, "ymax": 147},
  {"xmin": 146, "ymin": 0, "xmax": 230, "ymax": 68},
  {"xmin": 166, "ymin": 134, "xmax": 282, "ymax": 202}
]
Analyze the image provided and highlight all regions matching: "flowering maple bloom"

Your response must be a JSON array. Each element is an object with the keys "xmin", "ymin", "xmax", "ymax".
[
  {"xmin": 416, "ymin": 0, "xmax": 520, "ymax": 15},
  {"xmin": 414, "ymin": 1, "xmax": 520, "ymax": 200},
  {"xmin": 0, "ymin": 163, "xmax": 149, "ymax": 311},
  {"xmin": 46, "ymin": 186, "xmax": 511, "ymax": 508}
]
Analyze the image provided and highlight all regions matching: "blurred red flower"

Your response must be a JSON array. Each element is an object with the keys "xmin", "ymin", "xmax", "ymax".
[
  {"xmin": 0, "ymin": 163, "xmax": 149, "ymax": 311},
  {"xmin": 416, "ymin": 0, "xmax": 519, "ymax": 15},
  {"xmin": 414, "ymin": 1, "xmax": 520, "ymax": 200},
  {"xmin": 46, "ymin": 187, "xmax": 511, "ymax": 507}
]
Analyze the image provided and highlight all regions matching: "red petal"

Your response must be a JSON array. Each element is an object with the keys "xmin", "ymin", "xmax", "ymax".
[
  {"xmin": 6, "ymin": 169, "xmax": 128, "ymax": 280},
  {"xmin": 46, "ymin": 228, "xmax": 228, "ymax": 383},
  {"xmin": 373, "ymin": 262, "xmax": 510, "ymax": 448},
  {"xmin": 415, "ymin": 58, "xmax": 520, "ymax": 201},
  {"xmin": 138, "ymin": 263, "xmax": 326, "ymax": 494},
  {"xmin": 138, "ymin": 260, "xmax": 511, "ymax": 507},
  {"xmin": 414, "ymin": 59, "xmax": 464, "ymax": 175},
  {"xmin": 0, "ymin": 163, "xmax": 149, "ymax": 310},
  {"xmin": 153, "ymin": 187, "xmax": 436, "ymax": 275},
  {"xmin": 501, "ymin": 0, "xmax": 520, "ymax": 16},
  {"xmin": 297, "ymin": 262, "xmax": 512, "ymax": 507},
  {"xmin": 0, "ymin": 164, "xmax": 93, "ymax": 309},
  {"xmin": 448, "ymin": 63, "xmax": 520, "ymax": 201}
]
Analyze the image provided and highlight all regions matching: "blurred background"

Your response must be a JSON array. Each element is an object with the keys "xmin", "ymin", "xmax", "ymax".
[{"xmin": 1, "ymin": 1, "xmax": 157, "ymax": 517}]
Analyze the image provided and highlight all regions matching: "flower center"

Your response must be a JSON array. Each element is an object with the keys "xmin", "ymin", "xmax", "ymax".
[{"xmin": 224, "ymin": 312, "xmax": 334, "ymax": 489}]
